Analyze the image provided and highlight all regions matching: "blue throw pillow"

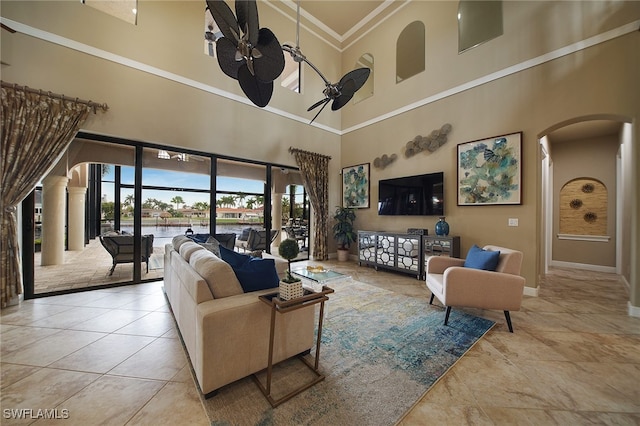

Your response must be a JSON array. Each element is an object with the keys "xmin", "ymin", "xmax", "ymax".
[
  {"xmin": 218, "ymin": 246, "xmax": 279, "ymax": 292},
  {"xmin": 463, "ymin": 245, "xmax": 501, "ymax": 271},
  {"xmin": 219, "ymin": 245, "xmax": 251, "ymax": 268},
  {"xmin": 233, "ymin": 257, "xmax": 280, "ymax": 292}
]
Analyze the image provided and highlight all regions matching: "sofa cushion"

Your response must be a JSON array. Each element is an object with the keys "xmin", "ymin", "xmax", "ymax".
[
  {"xmin": 218, "ymin": 245, "xmax": 251, "ymax": 268},
  {"xmin": 189, "ymin": 250, "xmax": 244, "ymax": 298},
  {"xmin": 179, "ymin": 241, "xmax": 205, "ymax": 261},
  {"xmin": 200, "ymin": 236, "xmax": 221, "ymax": 257},
  {"xmin": 464, "ymin": 245, "xmax": 500, "ymax": 271},
  {"xmin": 219, "ymin": 246, "xmax": 279, "ymax": 292},
  {"xmin": 172, "ymin": 235, "xmax": 192, "ymax": 252}
]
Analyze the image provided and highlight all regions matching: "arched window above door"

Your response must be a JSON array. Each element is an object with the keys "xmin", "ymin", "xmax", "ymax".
[{"xmin": 396, "ymin": 21, "xmax": 425, "ymax": 83}]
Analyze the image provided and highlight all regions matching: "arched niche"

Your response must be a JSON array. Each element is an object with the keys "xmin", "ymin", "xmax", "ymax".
[
  {"xmin": 458, "ymin": 0, "xmax": 503, "ymax": 53},
  {"xmin": 353, "ymin": 53, "xmax": 374, "ymax": 104},
  {"xmin": 281, "ymin": 42, "xmax": 301, "ymax": 93},
  {"xmin": 559, "ymin": 177, "xmax": 608, "ymax": 236},
  {"xmin": 396, "ymin": 21, "xmax": 425, "ymax": 83}
]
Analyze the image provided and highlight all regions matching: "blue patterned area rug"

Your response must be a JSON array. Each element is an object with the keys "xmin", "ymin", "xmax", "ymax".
[{"xmin": 202, "ymin": 279, "xmax": 494, "ymax": 426}]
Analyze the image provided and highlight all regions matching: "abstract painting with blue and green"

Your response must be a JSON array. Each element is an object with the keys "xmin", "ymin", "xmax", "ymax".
[
  {"xmin": 457, "ymin": 132, "xmax": 522, "ymax": 205},
  {"xmin": 342, "ymin": 163, "xmax": 370, "ymax": 208}
]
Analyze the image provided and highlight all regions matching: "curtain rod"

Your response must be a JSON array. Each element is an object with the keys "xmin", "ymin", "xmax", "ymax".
[
  {"xmin": 1, "ymin": 81, "xmax": 109, "ymax": 113},
  {"xmin": 288, "ymin": 147, "xmax": 331, "ymax": 160}
]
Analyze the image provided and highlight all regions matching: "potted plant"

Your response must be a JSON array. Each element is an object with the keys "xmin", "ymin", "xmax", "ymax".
[
  {"xmin": 332, "ymin": 206, "xmax": 356, "ymax": 262},
  {"xmin": 278, "ymin": 238, "xmax": 303, "ymax": 300}
]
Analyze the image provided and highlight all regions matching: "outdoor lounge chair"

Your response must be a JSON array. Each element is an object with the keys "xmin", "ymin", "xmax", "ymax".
[
  {"xmin": 236, "ymin": 229, "xmax": 279, "ymax": 252},
  {"xmin": 99, "ymin": 234, "xmax": 154, "ymax": 276}
]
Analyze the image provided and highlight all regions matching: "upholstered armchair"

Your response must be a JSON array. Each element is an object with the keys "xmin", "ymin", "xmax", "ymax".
[{"xmin": 425, "ymin": 245, "xmax": 525, "ymax": 332}]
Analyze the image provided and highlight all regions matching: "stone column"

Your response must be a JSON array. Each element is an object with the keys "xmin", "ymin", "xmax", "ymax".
[
  {"xmin": 67, "ymin": 186, "xmax": 86, "ymax": 251},
  {"xmin": 271, "ymin": 192, "xmax": 283, "ymax": 248},
  {"xmin": 41, "ymin": 175, "xmax": 69, "ymax": 265}
]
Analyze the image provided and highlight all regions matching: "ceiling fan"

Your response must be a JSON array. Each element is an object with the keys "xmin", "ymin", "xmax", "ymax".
[
  {"xmin": 282, "ymin": 1, "xmax": 371, "ymax": 123},
  {"xmin": 205, "ymin": 0, "xmax": 285, "ymax": 107}
]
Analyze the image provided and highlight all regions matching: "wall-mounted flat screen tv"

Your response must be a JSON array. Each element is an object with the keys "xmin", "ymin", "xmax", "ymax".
[{"xmin": 378, "ymin": 172, "xmax": 444, "ymax": 216}]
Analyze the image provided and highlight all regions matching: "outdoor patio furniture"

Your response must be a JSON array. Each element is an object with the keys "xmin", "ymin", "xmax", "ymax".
[
  {"xmin": 236, "ymin": 229, "xmax": 279, "ymax": 252},
  {"xmin": 99, "ymin": 234, "xmax": 154, "ymax": 275}
]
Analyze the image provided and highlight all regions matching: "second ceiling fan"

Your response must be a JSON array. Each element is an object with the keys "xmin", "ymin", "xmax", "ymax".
[
  {"xmin": 206, "ymin": 0, "xmax": 370, "ymax": 122},
  {"xmin": 282, "ymin": 0, "xmax": 370, "ymax": 123}
]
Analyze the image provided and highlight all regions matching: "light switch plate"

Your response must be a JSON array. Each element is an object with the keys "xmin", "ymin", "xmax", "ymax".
[{"xmin": 508, "ymin": 218, "xmax": 519, "ymax": 227}]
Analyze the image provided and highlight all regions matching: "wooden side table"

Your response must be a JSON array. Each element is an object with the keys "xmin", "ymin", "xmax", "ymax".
[{"xmin": 253, "ymin": 286, "xmax": 334, "ymax": 407}]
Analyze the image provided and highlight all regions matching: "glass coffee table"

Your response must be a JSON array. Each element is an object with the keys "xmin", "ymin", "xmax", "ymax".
[{"xmin": 292, "ymin": 267, "xmax": 349, "ymax": 288}]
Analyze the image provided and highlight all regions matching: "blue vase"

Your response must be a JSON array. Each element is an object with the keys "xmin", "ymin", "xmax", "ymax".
[{"xmin": 435, "ymin": 217, "xmax": 449, "ymax": 236}]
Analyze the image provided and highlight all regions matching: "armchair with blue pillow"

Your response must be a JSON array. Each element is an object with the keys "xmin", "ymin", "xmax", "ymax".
[{"xmin": 425, "ymin": 244, "xmax": 525, "ymax": 332}]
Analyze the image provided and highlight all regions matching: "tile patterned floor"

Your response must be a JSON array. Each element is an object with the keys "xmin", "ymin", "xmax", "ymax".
[{"xmin": 2, "ymin": 261, "xmax": 639, "ymax": 425}]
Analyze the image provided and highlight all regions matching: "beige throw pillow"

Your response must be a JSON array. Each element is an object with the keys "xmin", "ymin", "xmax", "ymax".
[{"xmin": 189, "ymin": 250, "xmax": 243, "ymax": 298}]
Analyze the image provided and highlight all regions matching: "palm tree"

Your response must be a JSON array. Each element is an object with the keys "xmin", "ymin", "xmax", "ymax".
[
  {"xmin": 246, "ymin": 197, "xmax": 256, "ymax": 210},
  {"xmin": 193, "ymin": 201, "xmax": 209, "ymax": 211},
  {"xmin": 219, "ymin": 195, "xmax": 236, "ymax": 208},
  {"xmin": 123, "ymin": 194, "xmax": 134, "ymax": 208},
  {"xmin": 171, "ymin": 196, "xmax": 184, "ymax": 211},
  {"xmin": 235, "ymin": 192, "xmax": 247, "ymax": 208}
]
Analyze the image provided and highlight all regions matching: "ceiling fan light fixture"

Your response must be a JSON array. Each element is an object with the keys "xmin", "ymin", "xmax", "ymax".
[{"xmin": 158, "ymin": 150, "xmax": 170, "ymax": 159}]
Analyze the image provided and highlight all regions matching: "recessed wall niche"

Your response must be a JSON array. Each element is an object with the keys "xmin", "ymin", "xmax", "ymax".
[
  {"xmin": 559, "ymin": 178, "xmax": 607, "ymax": 236},
  {"xmin": 353, "ymin": 53, "xmax": 374, "ymax": 103},
  {"xmin": 458, "ymin": 0, "xmax": 503, "ymax": 53},
  {"xmin": 396, "ymin": 21, "xmax": 425, "ymax": 83}
]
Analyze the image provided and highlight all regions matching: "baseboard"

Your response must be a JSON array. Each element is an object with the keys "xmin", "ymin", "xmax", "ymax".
[
  {"xmin": 550, "ymin": 260, "xmax": 616, "ymax": 273},
  {"xmin": 523, "ymin": 286, "xmax": 539, "ymax": 297},
  {"xmin": 629, "ymin": 302, "xmax": 640, "ymax": 318}
]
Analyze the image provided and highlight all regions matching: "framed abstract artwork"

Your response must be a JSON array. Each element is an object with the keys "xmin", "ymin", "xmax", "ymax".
[
  {"xmin": 342, "ymin": 163, "xmax": 370, "ymax": 208},
  {"xmin": 457, "ymin": 132, "xmax": 522, "ymax": 206}
]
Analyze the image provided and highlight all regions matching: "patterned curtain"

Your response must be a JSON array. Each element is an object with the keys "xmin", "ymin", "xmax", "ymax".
[
  {"xmin": 289, "ymin": 147, "xmax": 331, "ymax": 260},
  {"xmin": 0, "ymin": 82, "xmax": 107, "ymax": 308}
]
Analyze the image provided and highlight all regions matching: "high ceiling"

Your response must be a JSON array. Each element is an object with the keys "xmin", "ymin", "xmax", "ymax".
[{"xmin": 293, "ymin": 0, "xmax": 388, "ymax": 39}]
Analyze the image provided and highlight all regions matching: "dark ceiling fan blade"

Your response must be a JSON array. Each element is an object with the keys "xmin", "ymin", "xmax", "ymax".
[
  {"xmin": 216, "ymin": 37, "xmax": 242, "ymax": 79},
  {"xmin": 331, "ymin": 79, "xmax": 357, "ymax": 111},
  {"xmin": 252, "ymin": 28, "xmax": 285, "ymax": 83},
  {"xmin": 307, "ymin": 97, "xmax": 329, "ymax": 112},
  {"xmin": 206, "ymin": 0, "xmax": 239, "ymax": 44},
  {"xmin": 238, "ymin": 65, "xmax": 273, "ymax": 107},
  {"xmin": 309, "ymin": 100, "xmax": 330, "ymax": 124},
  {"xmin": 338, "ymin": 67, "xmax": 371, "ymax": 92},
  {"xmin": 235, "ymin": 0, "xmax": 259, "ymax": 46}
]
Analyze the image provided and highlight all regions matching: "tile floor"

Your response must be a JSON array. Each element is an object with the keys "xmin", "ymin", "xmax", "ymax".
[{"xmin": 2, "ymin": 262, "xmax": 639, "ymax": 425}]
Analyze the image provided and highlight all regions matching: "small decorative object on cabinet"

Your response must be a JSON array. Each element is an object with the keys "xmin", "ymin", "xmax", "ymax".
[
  {"xmin": 435, "ymin": 217, "xmax": 449, "ymax": 236},
  {"xmin": 423, "ymin": 235, "xmax": 460, "ymax": 258}
]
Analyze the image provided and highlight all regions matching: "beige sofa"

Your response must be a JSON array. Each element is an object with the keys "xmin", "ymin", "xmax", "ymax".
[{"xmin": 163, "ymin": 236, "xmax": 315, "ymax": 396}]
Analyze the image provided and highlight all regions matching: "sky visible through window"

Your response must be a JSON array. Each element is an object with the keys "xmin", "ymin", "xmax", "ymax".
[{"xmin": 102, "ymin": 167, "xmax": 265, "ymax": 207}]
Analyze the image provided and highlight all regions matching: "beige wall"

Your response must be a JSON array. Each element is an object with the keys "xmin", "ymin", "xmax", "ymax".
[
  {"xmin": 339, "ymin": 1, "xmax": 639, "ymax": 292},
  {"xmin": 551, "ymin": 136, "xmax": 619, "ymax": 267},
  {"xmin": 2, "ymin": 1, "xmax": 639, "ymax": 304}
]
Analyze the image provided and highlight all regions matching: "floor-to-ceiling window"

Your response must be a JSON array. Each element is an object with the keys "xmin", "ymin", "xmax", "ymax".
[{"xmin": 24, "ymin": 134, "xmax": 306, "ymax": 297}]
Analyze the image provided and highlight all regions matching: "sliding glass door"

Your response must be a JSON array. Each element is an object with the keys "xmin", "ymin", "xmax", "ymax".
[{"xmin": 23, "ymin": 134, "xmax": 304, "ymax": 298}]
